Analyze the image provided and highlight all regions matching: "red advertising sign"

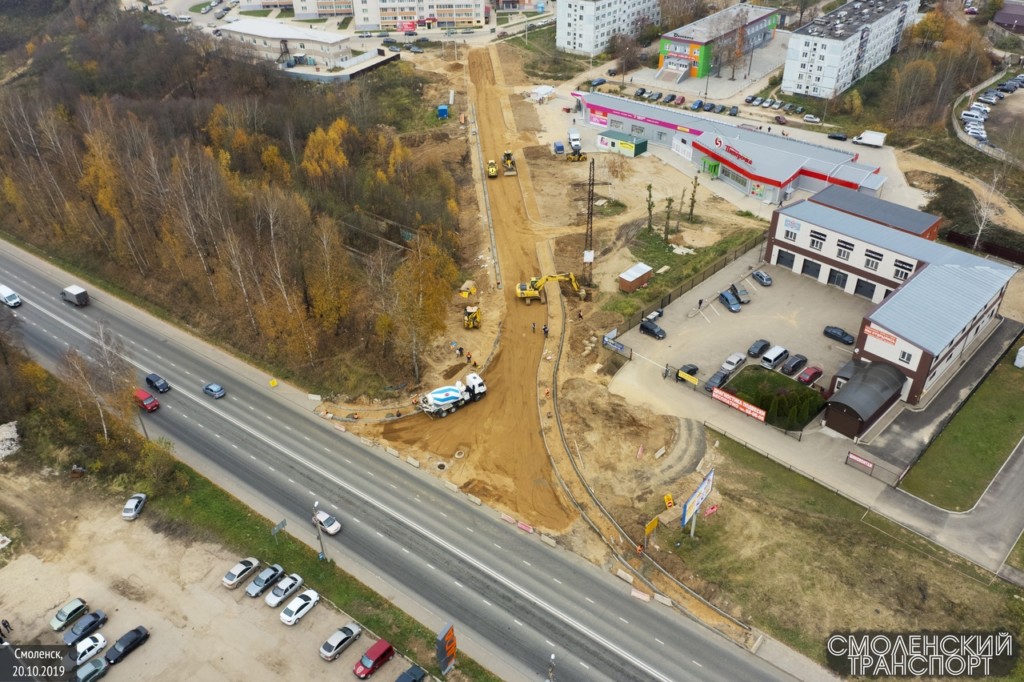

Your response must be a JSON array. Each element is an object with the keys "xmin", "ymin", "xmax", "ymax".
[
  {"xmin": 846, "ymin": 452, "xmax": 874, "ymax": 471},
  {"xmin": 435, "ymin": 623, "xmax": 457, "ymax": 675},
  {"xmin": 711, "ymin": 389, "xmax": 766, "ymax": 422},
  {"xmin": 724, "ymin": 145, "xmax": 752, "ymax": 165},
  {"xmin": 399, "ymin": 20, "xmax": 417, "ymax": 31},
  {"xmin": 864, "ymin": 326, "xmax": 898, "ymax": 345}
]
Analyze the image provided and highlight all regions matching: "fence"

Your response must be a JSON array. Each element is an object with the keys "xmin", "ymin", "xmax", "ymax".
[
  {"xmin": 945, "ymin": 230, "xmax": 1024, "ymax": 266},
  {"xmin": 623, "ymin": 233, "xmax": 766, "ymax": 331},
  {"xmin": 844, "ymin": 450, "xmax": 906, "ymax": 486}
]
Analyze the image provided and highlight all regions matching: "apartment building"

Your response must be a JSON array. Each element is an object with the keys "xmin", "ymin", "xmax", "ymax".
[
  {"xmin": 781, "ymin": 0, "xmax": 919, "ymax": 99},
  {"xmin": 241, "ymin": 0, "xmax": 485, "ymax": 27},
  {"xmin": 556, "ymin": 0, "xmax": 661, "ymax": 56}
]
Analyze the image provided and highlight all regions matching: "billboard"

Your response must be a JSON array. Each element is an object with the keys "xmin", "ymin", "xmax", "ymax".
[
  {"xmin": 436, "ymin": 623, "xmax": 457, "ymax": 675},
  {"xmin": 681, "ymin": 468, "xmax": 715, "ymax": 527},
  {"xmin": 711, "ymin": 388, "xmax": 766, "ymax": 422}
]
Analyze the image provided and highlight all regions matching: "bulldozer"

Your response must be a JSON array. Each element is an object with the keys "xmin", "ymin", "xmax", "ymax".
[
  {"xmin": 515, "ymin": 273, "xmax": 586, "ymax": 305},
  {"xmin": 463, "ymin": 306, "xmax": 481, "ymax": 329},
  {"xmin": 486, "ymin": 160, "xmax": 498, "ymax": 178},
  {"xmin": 566, "ymin": 149, "xmax": 588, "ymax": 162},
  {"xmin": 501, "ymin": 150, "xmax": 518, "ymax": 176}
]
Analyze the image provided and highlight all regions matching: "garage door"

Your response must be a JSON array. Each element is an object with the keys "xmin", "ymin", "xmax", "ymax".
[
  {"xmin": 801, "ymin": 259, "xmax": 821, "ymax": 279},
  {"xmin": 776, "ymin": 250, "xmax": 795, "ymax": 269},
  {"xmin": 854, "ymin": 278, "xmax": 876, "ymax": 300}
]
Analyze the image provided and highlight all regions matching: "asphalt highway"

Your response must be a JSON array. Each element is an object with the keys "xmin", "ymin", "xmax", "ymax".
[{"xmin": 0, "ymin": 244, "xmax": 796, "ymax": 682}]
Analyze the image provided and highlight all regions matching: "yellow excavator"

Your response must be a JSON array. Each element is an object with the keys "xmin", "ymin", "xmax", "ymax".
[
  {"xmin": 501, "ymin": 150, "xmax": 518, "ymax": 176},
  {"xmin": 566, "ymin": 148, "xmax": 587, "ymax": 162},
  {"xmin": 486, "ymin": 160, "xmax": 498, "ymax": 178},
  {"xmin": 516, "ymin": 273, "xmax": 586, "ymax": 304},
  {"xmin": 463, "ymin": 306, "xmax": 481, "ymax": 329}
]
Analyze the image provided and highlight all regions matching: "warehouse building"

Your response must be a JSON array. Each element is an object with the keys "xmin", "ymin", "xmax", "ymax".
[
  {"xmin": 220, "ymin": 19, "xmax": 352, "ymax": 68},
  {"xmin": 780, "ymin": 0, "xmax": 920, "ymax": 99},
  {"xmin": 766, "ymin": 187, "xmax": 1016, "ymax": 435},
  {"xmin": 573, "ymin": 91, "xmax": 886, "ymax": 202}
]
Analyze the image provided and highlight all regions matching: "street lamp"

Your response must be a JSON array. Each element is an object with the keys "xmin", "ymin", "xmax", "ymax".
[
  {"xmin": 545, "ymin": 653, "xmax": 556, "ymax": 681},
  {"xmin": 313, "ymin": 500, "xmax": 327, "ymax": 561}
]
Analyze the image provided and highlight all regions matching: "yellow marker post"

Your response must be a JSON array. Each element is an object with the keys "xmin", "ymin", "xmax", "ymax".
[
  {"xmin": 269, "ymin": 378, "xmax": 278, "ymax": 388},
  {"xmin": 664, "ymin": 493, "xmax": 674, "ymax": 509}
]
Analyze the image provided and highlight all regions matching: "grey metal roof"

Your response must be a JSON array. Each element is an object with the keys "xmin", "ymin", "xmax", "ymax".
[
  {"xmin": 829, "ymin": 362, "xmax": 906, "ymax": 419},
  {"xmin": 794, "ymin": 0, "xmax": 915, "ymax": 38},
  {"xmin": 810, "ymin": 185, "xmax": 937, "ymax": 234},
  {"xmin": 666, "ymin": 6, "xmax": 778, "ymax": 44},
  {"xmin": 781, "ymin": 200, "xmax": 1017, "ymax": 354},
  {"xmin": 580, "ymin": 92, "xmax": 885, "ymax": 186}
]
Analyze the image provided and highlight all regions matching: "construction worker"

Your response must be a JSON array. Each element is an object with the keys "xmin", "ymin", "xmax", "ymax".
[{"xmin": 542, "ymin": 324, "xmax": 549, "ymax": 338}]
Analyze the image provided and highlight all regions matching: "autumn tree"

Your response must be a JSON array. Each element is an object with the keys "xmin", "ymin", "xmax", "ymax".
[
  {"xmin": 392, "ymin": 233, "xmax": 458, "ymax": 382},
  {"xmin": 646, "ymin": 183, "xmax": 654, "ymax": 232},
  {"xmin": 663, "ymin": 197, "xmax": 674, "ymax": 243},
  {"xmin": 59, "ymin": 347, "xmax": 111, "ymax": 443}
]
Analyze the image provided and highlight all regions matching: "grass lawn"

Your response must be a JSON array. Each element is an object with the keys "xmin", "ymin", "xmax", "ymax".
[
  {"xmin": 188, "ymin": 2, "xmax": 208, "ymax": 11},
  {"xmin": 655, "ymin": 433, "xmax": 1024, "ymax": 664},
  {"xmin": 240, "ymin": 9, "xmax": 272, "ymax": 17},
  {"xmin": 277, "ymin": 8, "xmax": 294, "ymax": 18},
  {"xmin": 726, "ymin": 366, "xmax": 825, "ymax": 430},
  {"xmin": 603, "ymin": 227, "xmax": 762, "ymax": 318},
  {"xmin": 900, "ymin": 349, "xmax": 1024, "ymax": 510},
  {"xmin": 157, "ymin": 469, "xmax": 499, "ymax": 681}
]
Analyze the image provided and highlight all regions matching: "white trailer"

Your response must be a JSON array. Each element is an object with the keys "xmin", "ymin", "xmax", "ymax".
[{"xmin": 417, "ymin": 373, "xmax": 487, "ymax": 417}]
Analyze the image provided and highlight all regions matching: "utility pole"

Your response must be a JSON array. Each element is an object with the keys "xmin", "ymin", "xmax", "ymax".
[
  {"xmin": 545, "ymin": 653, "xmax": 556, "ymax": 681},
  {"xmin": 313, "ymin": 500, "xmax": 327, "ymax": 561}
]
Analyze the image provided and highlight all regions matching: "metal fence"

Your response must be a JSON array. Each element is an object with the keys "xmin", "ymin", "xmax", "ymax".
[
  {"xmin": 945, "ymin": 230, "xmax": 1024, "ymax": 266},
  {"xmin": 623, "ymin": 233, "xmax": 767, "ymax": 331}
]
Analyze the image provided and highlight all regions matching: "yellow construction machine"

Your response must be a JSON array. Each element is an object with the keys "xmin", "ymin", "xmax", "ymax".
[
  {"xmin": 501, "ymin": 150, "xmax": 518, "ymax": 176},
  {"xmin": 463, "ymin": 306, "xmax": 481, "ymax": 329},
  {"xmin": 486, "ymin": 160, "xmax": 498, "ymax": 178},
  {"xmin": 566, "ymin": 149, "xmax": 588, "ymax": 162},
  {"xmin": 515, "ymin": 273, "xmax": 586, "ymax": 304}
]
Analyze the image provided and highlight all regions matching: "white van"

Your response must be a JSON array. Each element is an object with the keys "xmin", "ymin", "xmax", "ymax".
[
  {"xmin": 970, "ymin": 102, "xmax": 991, "ymax": 114},
  {"xmin": 760, "ymin": 345, "xmax": 790, "ymax": 370},
  {"xmin": 177, "ymin": 15, "xmax": 192, "ymax": 23},
  {"xmin": 0, "ymin": 285, "xmax": 21, "ymax": 308},
  {"xmin": 961, "ymin": 110, "xmax": 985, "ymax": 123}
]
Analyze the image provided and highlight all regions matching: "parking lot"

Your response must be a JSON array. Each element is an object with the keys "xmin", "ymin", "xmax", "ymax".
[
  {"xmin": 622, "ymin": 251, "xmax": 874, "ymax": 395},
  {"xmin": 1, "ymin": 475, "xmax": 401, "ymax": 682}
]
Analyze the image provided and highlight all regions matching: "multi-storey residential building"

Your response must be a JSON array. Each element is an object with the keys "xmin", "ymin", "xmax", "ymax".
[
  {"xmin": 556, "ymin": 0, "xmax": 661, "ymax": 56},
  {"xmin": 781, "ymin": 0, "xmax": 919, "ymax": 99},
  {"xmin": 766, "ymin": 187, "xmax": 1015, "ymax": 436},
  {"xmin": 659, "ymin": 6, "xmax": 781, "ymax": 81},
  {"xmin": 241, "ymin": 0, "xmax": 484, "ymax": 27}
]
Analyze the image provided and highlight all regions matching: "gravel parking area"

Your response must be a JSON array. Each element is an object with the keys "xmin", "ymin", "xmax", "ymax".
[
  {"xmin": 622, "ymin": 252, "xmax": 873, "ymax": 390},
  {"xmin": 0, "ymin": 474, "xmax": 391, "ymax": 682}
]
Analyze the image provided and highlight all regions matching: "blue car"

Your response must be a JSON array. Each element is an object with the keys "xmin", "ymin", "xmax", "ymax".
[
  {"xmin": 691, "ymin": 99, "xmax": 704, "ymax": 111},
  {"xmin": 718, "ymin": 290, "xmax": 741, "ymax": 313},
  {"xmin": 752, "ymin": 270, "xmax": 773, "ymax": 287},
  {"xmin": 590, "ymin": 78, "xmax": 607, "ymax": 87}
]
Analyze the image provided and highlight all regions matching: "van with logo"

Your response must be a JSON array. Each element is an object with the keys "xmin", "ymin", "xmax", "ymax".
[
  {"xmin": 760, "ymin": 345, "xmax": 790, "ymax": 370},
  {"xmin": 0, "ymin": 285, "xmax": 21, "ymax": 308},
  {"xmin": 133, "ymin": 389, "xmax": 160, "ymax": 413}
]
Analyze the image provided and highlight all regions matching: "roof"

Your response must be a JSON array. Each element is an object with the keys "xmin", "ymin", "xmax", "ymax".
[
  {"xmin": 995, "ymin": 2, "xmax": 1024, "ymax": 23},
  {"xmin": 794, "ymin": 0, "xmax": 915, "ymax": 38},
  {"xmin": 619, "ymin": 263, "xmax": 653, "ymax": 281},
  {"xmin": 780, "ymin": 200, "xmax": 1017, "ymax": 353},
  {"xmin": 810, "ymin": 185, "xmax": 938, "ymax": 235},
  {"xmin": 599, "ymin": 130, "xmax": 644, "ymax": 144},
  {"xmin": 219, "ymin": 19, "xmax": 349, "ymax": 45},
  {"xmin": 579, "ymin": 92, "xmax": 884, "ymax": 188},
  {"xmin": 666, "ymin": 6, "xmax": 778, "ymax": 44},
  {"xmin": 828, "ymin": 361, "xmax": 906, "ymax": 419}
]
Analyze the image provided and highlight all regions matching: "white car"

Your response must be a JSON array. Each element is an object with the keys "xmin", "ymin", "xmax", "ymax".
[
  {"xmin": 121, "ymin": 493, "xmax": 147, "ymax": 521},
  {"xmin": 265, "ymin": 573, "xmax": 303, "ymax": 607},
  {"xmin": 802, "ymin": 114, "xmax": 821, "ymax": 124},
  {"xmin": 314, "ymin": 510, "xmax": 342, "ymax": 536},
  {"xmin": 222, "ymin": 557, "xmax": 259, "ymax": 589},
  {"xmin": 721, "ymin": 353, "xmax": 746, "ymax": 373},
  {"xmin": 280, "ymin": 589, "xmax": 319, "ymax": 625},
  {"xmin": 74, "ymin": 634, "xmax": 107, "ymax": 666}
]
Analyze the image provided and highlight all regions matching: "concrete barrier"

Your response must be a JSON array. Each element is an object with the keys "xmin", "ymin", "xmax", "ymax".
[
  {"xmin": 540, "ymin": 534, "xmax": 557, "ymax": 547},
  {"xmin": 467, "ymin": 494, "xmax": 482, "ymax": 505},
  {"xmin": 654, "ymin": 594, "xmax": 673, "ymax": 607},
  {"xmin": 500, "ymin": 513, "xmax": 516, "ymax": 524},
  {"xmin": 516, "ymin": 521, "xmax": 534, "ymax": 534},
  {"xmin": 334, "ymin": 424, "xmax": 347, "ymax": 432},
  {"xmin": 406, "ymin": 457, "xmax": 420, "ymax": 468},
  {"xmin": 443, "ymin": 481, "xmax": 459, "ymax": 492},
  {"xmin": 308, "ymin": 394, "xmax": 322, "ymax": 402},
  {"xmin": 385, "ymin": 446, "xmax": 400, "ymax": 457},
  {"xmin": 631, "ymin": 589, "xmax": 652, "ymax": 602},
  {"xmin": 654, "ymin": 447, "xmax": 666, "ymax": 460},
  {"xmin": 615, "ymin": 569, "xmax": 635, "ymax": 585}
]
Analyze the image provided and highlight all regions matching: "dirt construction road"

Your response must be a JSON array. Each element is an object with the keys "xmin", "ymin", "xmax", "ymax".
[{"xmin": 382, "ymin": 47, "xmax": 572, "ymax": 533}]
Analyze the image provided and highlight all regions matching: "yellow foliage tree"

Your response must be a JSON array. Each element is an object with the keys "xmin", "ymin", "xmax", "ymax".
[{"xmin": 300, "ymin": 118, "xmax": 351, "ymax": 192}]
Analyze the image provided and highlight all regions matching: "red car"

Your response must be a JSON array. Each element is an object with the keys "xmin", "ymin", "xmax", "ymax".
[
  {"xmin": 797, "ymin": 366, "xmax": 823, "ymax": 385},
  {"xmin": 354, "ymin": 639, "xmax": 395, "ymax": 678},
  {"xmin": 774, "ymin": 115, "xmax": 788, "ymax": 125}
]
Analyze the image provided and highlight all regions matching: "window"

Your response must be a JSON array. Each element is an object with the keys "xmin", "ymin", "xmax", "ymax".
[
  {"xmin": 898, "ymin": 350, "xmax": 912, "ymax": 364},
  {"xmin": 836, "ymin": 239, "xmax": 854, "ymax": 261},
  {"xmin": 894, "ymin": 259, "xmax": 913, "ymax": 281},
  {"xmin": 784, "ymin": 228, "xmax": 798, "ymax": 241},
  {"xmin": 865, "ymin": 248, "xmax": 883, "ymax": 271},
  {"xmin": 809, "ymin": 230, "xmax": 826, "ymax": 251}
]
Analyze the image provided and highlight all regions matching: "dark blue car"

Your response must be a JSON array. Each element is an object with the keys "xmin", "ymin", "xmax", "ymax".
[{"xmin": 718, "ymin": 290, "xmax": 741, "ymax": 313}]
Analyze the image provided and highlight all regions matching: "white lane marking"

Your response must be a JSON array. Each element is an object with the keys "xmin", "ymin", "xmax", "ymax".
[
  {"xmin": 483, "ymin": 599, "xmax": 492, "ymax": 606},
  {"xmin": 545, "ymin": 640, "xmax": 554, "ymax": 647},
  {"xmin": 522, "ymin": 560, "xmax": 531, "ymax": 566},
  {"xmin": 693, "ymin": 660, "xmax": 703, "ymax": 668},
  {"xmin": 402, "ymin": 547, "xmax": 410, "ymax": 554},
  {"xmin": 619, "ymin": 617, "xmax": 629, "ymax": 624},
  {"xmin": 454, "ymin": 581, "xmax": 463, "ymax": 588},
  {"xmin": 493, "ymin": 544, "xmax": 502, "ymax": 550},
  {"xmin": 579, "ymin": 662, "xmax": 591, "ymax": 670},
  {"xmin": 553, "ymin": 578, "xmax": 562, "ymax": 584},
  {"xmin": 514, "ymin": 619, "xmax": 523, "ymax": 627},
  {"xmin": 585, "ymin": 598, "xmax": 595, "ymax": 604},
  {"xmin": 376, "ymin": 532, "xmax": 383, "ymax": 538},
  {"xmin": 655, "ymin": 638, "xmax": 665, "ymax": 645},
  {"xmin": 427, "ymin": 563, "xmax": 436, "ymax": 570},
  {"xmin": 465, "ymin": 527, "xmax": 474, "ymax": 533}
]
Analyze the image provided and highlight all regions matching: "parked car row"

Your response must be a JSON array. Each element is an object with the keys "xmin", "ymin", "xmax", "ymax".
[
  {"xmin": 50, "ymin": 597, "xmax": 150, "ymax": 681},
  {"xmin": 743, "ymin": 95, "xmax": 806, "ymax": 116}
]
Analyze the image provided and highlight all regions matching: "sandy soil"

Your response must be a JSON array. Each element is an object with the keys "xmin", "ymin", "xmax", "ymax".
[{"xmin": 0, "ymin": 473, "xmax": 386, "ymax": 681}]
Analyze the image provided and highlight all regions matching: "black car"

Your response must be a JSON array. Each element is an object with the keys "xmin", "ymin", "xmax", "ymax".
[
  {"xmin": 747, "ymin": 339, "xmax": 771, "ymax": 358},
  {"xmin": 827, "ymin": 132, "xmax": 848, "ymax": 141},
  {"xmin": 823, "ymin": 325, "xmax": 855, "ymax": 345},
  {"xmin": 63, "ymin": 610, "xmax": 108, "ymax": 647},
  {"xmin": 404, "ymin": 30, "xmax": 418, "ymax": 36},
  {"xmin": 639, "ymin": 319, "xmax": 666, "ymax": 339},
  {"xmin": 794, "ymin": 106, "xmax": 805, "ymax": 114},
  {"xmin": 703, "ymin": 102, "xmax": 715, "ymax": 112},
  {"xmin": 105, "ymin": 626, "xmax": 149, "ymax": 665},
  {"xmin": 729, "ymin": 106, "xmax": 739, "ymax": 116},
  {"xmin": 714, "ymin": 104, "xmax": 726, "ymax": 114},
  {"xmin": 396, "ymin": 666, "xmax": 428, "ymax": 682},
  {"xmin": 675, "ymin": 364, "xmax": 699, "ymax": 381},
  {"xmin": 145, "ymin": 373, "xmax": 170, "ymax": 393},
  {"xmin": 781, "ymin": 354, "xmax": 808, "ymax": 376},
  {"xmin": 704, "ymin": 370, "xmax": 731, "ymax": 392},
  {"xmin": 744, "ymin": 95, "xmax": 756, "ymax": 104},
  {"xmin": 634, "ymin": 87, "xmax": 646, "ymax": 97}
]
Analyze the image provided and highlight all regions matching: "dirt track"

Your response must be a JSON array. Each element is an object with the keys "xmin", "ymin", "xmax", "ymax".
[{"xmin": 381, "ymin": 47, "xmax": 572, "ymax": 533}]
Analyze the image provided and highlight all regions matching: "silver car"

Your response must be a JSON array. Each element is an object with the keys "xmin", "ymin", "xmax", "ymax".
[
  {"xmin": 246, "ymin": 564, "xmax": 284, "ymax": 598},
  {"xmin": 319, "ymin": 622, "xmax": 363, "ymax": 661},
  {"xmin": 122, "ymin": 493, "xmax": 147, "ymax": 520},
  {"xmin": 265, "ymin": 573, "xmax": 303, "ymax": 607},
  {"xmin": 222, "ymin": 557, "xmax": 259, "ymax": 589}
]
